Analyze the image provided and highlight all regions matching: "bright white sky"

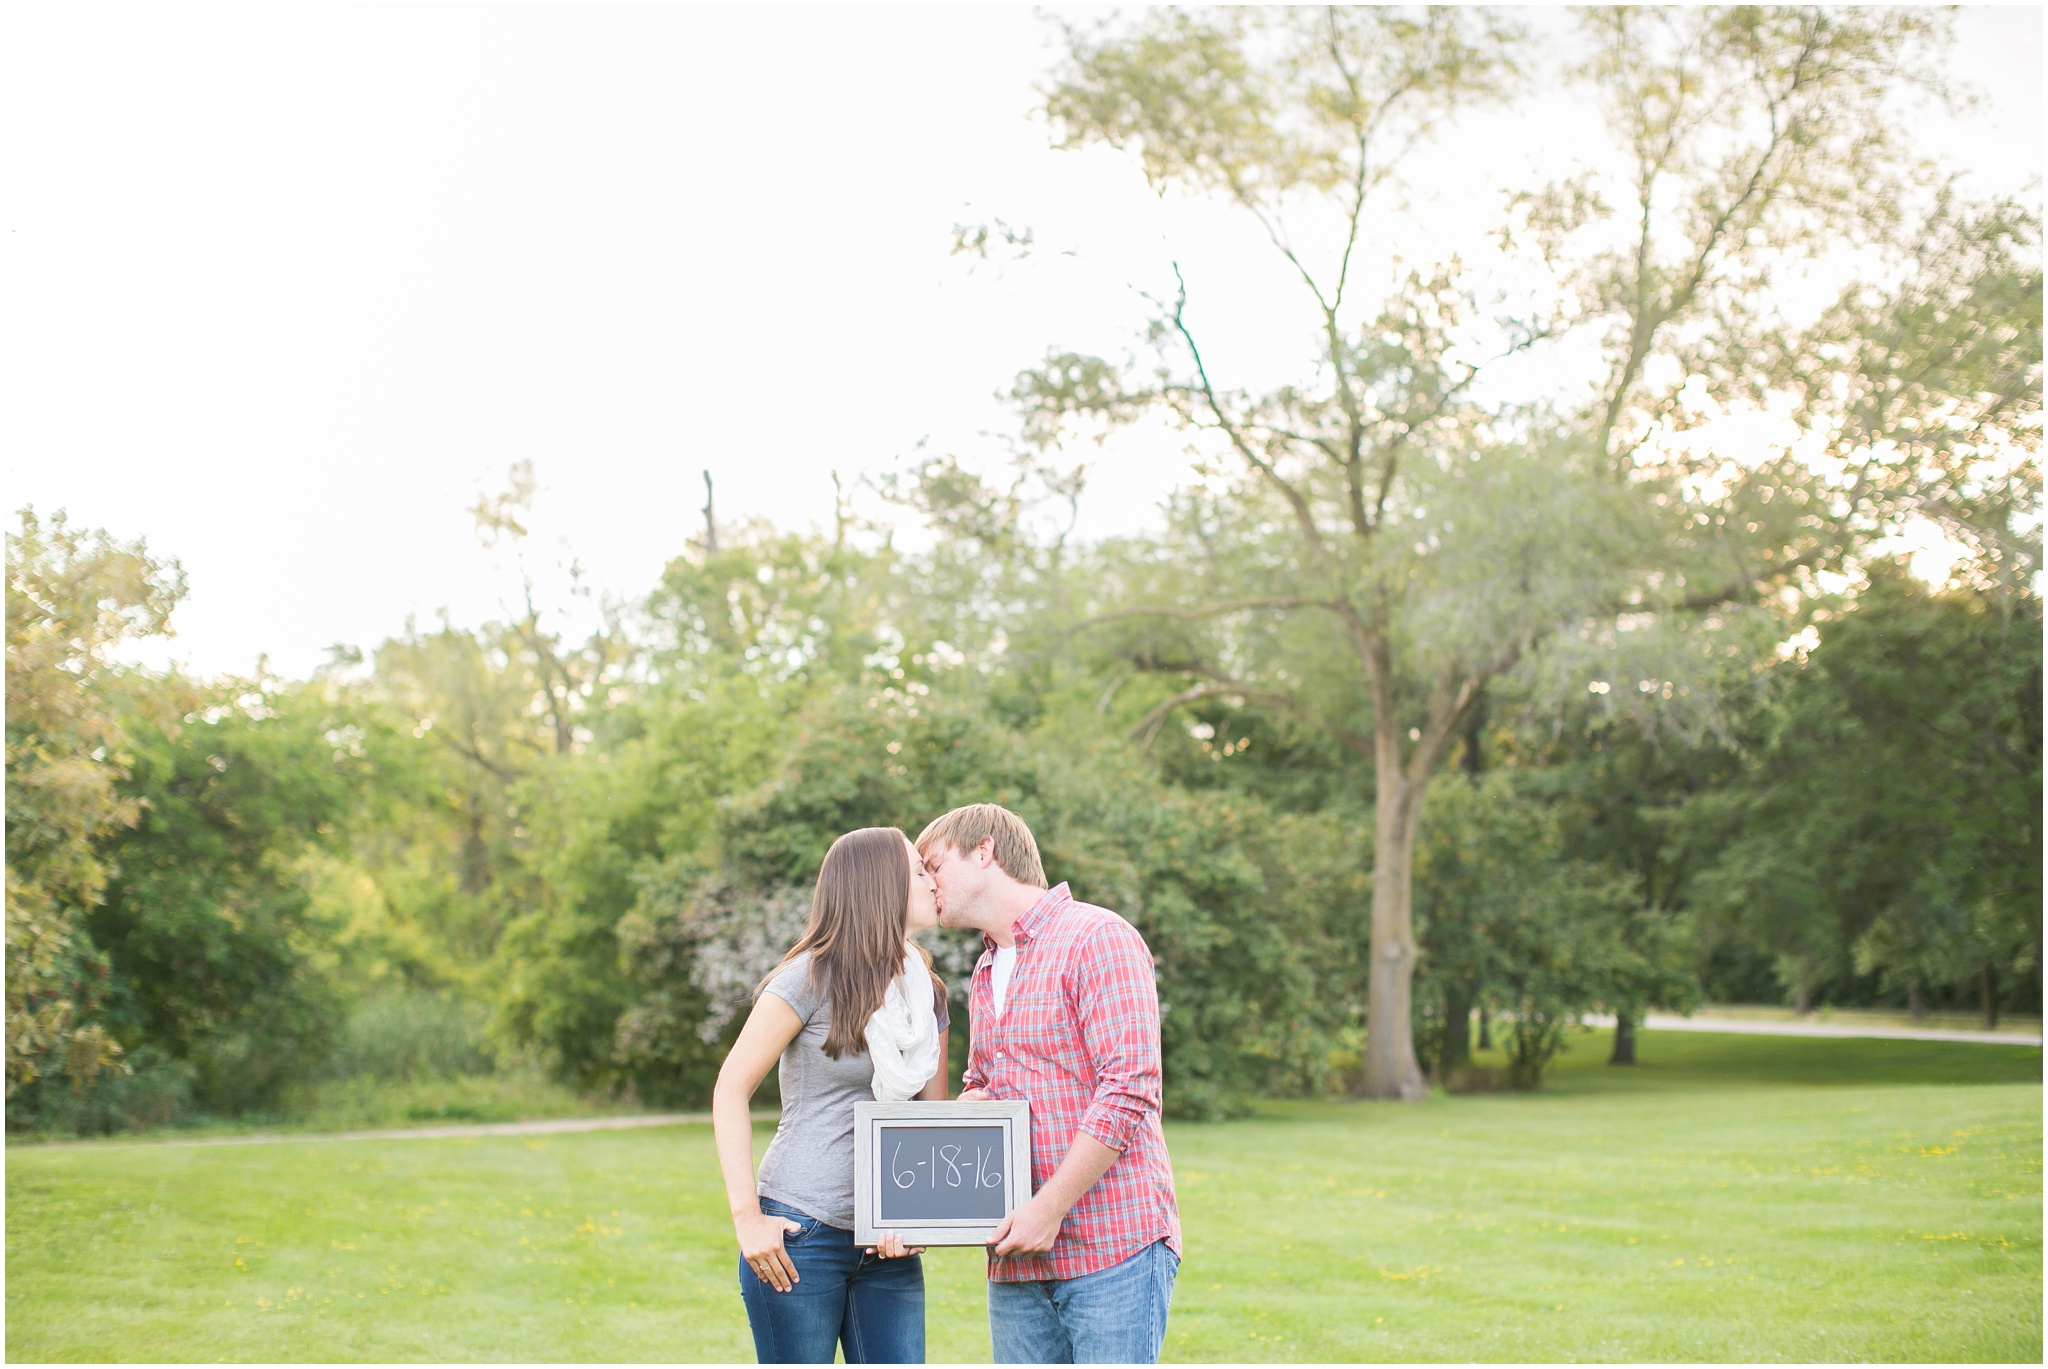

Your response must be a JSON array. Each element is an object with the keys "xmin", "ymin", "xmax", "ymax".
[{"xmin": 4, "ymin": 3, "xmax": 2041, "ymax": 680}]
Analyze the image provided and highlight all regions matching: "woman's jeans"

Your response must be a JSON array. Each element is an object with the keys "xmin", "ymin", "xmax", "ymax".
[
  {"xmin": 738, "ymin": 1198, "xmax": 925, "ymax": 1364},
  {"xmin": 987, "ymin": 1238, "xmax": 1179, "ymax": 1364}
]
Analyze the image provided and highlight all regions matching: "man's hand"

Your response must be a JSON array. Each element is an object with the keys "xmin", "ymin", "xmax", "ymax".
[
  {"xmin": 987, "ymin": 1192, "xmax": 1064, "ymax": 1256},
  {"xmin": 958, "ymin": 1088, "xmax": 992, "ymax": 1102},
  {"xmin": 984, "ymin": 1131, "xmax": 1121, "ymax": 1260}
]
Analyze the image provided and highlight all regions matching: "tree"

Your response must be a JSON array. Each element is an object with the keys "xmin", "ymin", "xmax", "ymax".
[
  {"xmin": 696, "ymin": 681, "xmax": 1362, "ymax": 1116},
  {"xmin": 1412, "ymin": 770, "xmax": 1689, "ymax": 1086},
  {"xmin": 345, "ymin": 462, "xmax": 640, "ymax": 1006},
  {"xmin": 588, "ymin": 496, "xmax": 1370, "ymax": 1112},
  {"xmin": 1511, "ymin": 695, "xmax": 1738, "ymax": 1063},
  {"xmin": 468, "ymin": 461, "xmax": 632, "ymax": 757},
  {"xmin": 1004, "ymin": 7, "xmax": 2031, "ymax": 1096},
  {"xmin": 89, "ymin": 675, "xmax": 363, "ymax": 1112},
  {"xmin": 493, "ymin": 518, "xmax": 898, "ymax": 1091},
  {"xmin": 1693, "ymin": 566, "xmax": 2042, "ymax": 1025},
  {"xmin": 5, "ymin": 508, "xmax": 182, "ymax": 1099},
  {"xmin": 370, "ymin": 620, "xmax": 551, "ymax": 950}
]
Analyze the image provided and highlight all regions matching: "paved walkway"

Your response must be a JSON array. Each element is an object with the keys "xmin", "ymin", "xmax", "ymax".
[{"xmin": 1583, "ymin": 1012, "xmax": 2042, "ymax": 1047}]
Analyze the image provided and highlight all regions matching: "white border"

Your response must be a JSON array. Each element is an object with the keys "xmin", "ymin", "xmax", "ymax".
[{"xmin": 853, "ymin": 1100, "xmax": 1031, "ymax": 1246}]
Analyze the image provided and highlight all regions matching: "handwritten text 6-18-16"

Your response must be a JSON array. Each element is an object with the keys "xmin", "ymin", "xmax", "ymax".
[{"xmin": 890, "ymin": 1140, "xmax": 1003, "ymax": 1191}]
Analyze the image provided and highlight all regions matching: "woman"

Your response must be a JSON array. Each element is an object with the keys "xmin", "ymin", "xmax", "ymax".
[{"xmin": 713, "ymin": 827, "xmax": 950, "ymax": 1364}]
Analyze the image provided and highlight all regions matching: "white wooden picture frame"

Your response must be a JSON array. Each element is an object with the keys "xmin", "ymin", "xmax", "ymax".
[{"xmin": 853, "ymin": 1099, "xmax": 1032, "ymax": 1247}]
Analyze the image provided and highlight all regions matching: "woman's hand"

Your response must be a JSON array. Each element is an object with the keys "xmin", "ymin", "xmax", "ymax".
[
  {"xmin": 712, "ymin": 995, "xmax": 805, "ymax": 1292},
  {"xmin": 865, "ymin": 1231, "xmax": 925, "ymax": 1260},
  {"xmin": 736, "ymin": 1210, "xmax": 802, "ymax": 1292}
]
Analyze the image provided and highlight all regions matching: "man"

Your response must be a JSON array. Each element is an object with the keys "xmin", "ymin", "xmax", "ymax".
[{"xmin": 915, "ymin": 803, "xmax": 1181, "ymax": 1365}]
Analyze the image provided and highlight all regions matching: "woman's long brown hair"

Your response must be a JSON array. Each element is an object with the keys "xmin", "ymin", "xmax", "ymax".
[{"xmin": 760, "ymin": 827, "xmax": 946, "ymax": 1059}]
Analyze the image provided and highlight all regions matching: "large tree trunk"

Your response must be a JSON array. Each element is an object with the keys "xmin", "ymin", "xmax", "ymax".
[
  {"xmin": 1908, "ymin": 982, "xmax": 1925, "ymax": 1022},
  {"xmin": 1353, "ymin": 629, "xmax": 1477, "ymax": 1102},
  {"xmin": 1477, "ymin": 1000, "xmax": 1493, "ymax": 1051},
  {"xmin": 1609, "ymin": 1011, "xmax": 1637, "ymax": 1066},
  {"xmin": 1358, "ymin": 765, "xmax": 1429, "ymax": 1100},
  {"xmin": 1981, "ymin": 965, "xmax": 1999, "ymax": 1031}
]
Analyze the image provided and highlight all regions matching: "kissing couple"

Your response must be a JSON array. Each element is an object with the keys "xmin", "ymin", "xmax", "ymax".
[{"xmin": 711, "ymin": 804, "xmax": 1183, "ymax": 1364}]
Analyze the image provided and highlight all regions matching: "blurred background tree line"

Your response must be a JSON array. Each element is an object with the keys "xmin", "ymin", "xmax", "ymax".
[{"xmin": 8, "ymin": 7, "xmax": 2040, "ymax": 1133}]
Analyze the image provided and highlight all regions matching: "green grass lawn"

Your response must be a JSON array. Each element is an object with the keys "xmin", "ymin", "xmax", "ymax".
[{"xmin": 7, "ymin": 1030, "xmax": 2040, "ymax": 1362}]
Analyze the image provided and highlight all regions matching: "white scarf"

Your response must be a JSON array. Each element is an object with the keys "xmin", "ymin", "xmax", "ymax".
[{"xmin": 865, "ymin": 943, "xmax": 941, "ymax": 1101}]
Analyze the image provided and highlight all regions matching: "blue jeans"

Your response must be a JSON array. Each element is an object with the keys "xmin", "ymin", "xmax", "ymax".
[
  {"xmin": 737, "ymin": 1198, "xmax": 925, "ymax": 1363},
  {"xmin": 988, "ymin": 1239, "xmax": 1179, "ymax": 1364}
]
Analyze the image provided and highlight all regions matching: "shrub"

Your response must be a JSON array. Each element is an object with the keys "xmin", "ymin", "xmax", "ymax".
[
  {"xmin": 329, "ymin": 987, "xmax": 497, "ymax": 1082},
  {"xmin": 5, "ymin": 1046, "xmax": 195, "ymax": 1137}
]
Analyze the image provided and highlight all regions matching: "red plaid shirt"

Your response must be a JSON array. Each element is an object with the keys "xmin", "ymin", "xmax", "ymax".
[{"xmin": 962, "ymin": 883, "xmax": 1182, "ymax": 1282}]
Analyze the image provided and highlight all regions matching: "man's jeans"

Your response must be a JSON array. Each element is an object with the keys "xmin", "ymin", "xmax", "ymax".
[
  {"xmin": 737, "ymin": 1198, "xmax": 925, "ymax": 1364},
  {"xmin": 988, "ymin": 1239, "xmax": 1179, "ymax": 1364}
]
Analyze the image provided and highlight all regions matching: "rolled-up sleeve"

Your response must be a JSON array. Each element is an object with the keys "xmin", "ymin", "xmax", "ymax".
[{"xmin": 1072, "ymin": 922, "xmax": 1163, "ymax": 1153}]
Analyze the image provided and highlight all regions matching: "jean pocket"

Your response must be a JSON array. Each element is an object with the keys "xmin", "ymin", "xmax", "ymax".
[{"xmin": 759, "ymin": 1199, "xmax": 821, "ymax": 1244}]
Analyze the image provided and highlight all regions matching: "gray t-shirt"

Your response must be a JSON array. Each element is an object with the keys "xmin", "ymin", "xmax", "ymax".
[{"xmin": 755, "ymin": 951, "xmax": 946, "ymax": 1228}]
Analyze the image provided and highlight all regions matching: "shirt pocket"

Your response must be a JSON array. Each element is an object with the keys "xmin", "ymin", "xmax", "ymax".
[
  {"xmin": 1013, "ymin": 1010, "xmax": 1090, "ymax": 1080},
  {"xmin": 1002, "ymin": 982, "xmax": 1068, "ymax": 1051}
]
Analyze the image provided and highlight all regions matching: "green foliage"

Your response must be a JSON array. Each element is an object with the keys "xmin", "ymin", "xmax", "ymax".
[
  {"xmin": 1025, "ymin": 1, "xmax": 2002, "ymax": 743},
  {"xmin": 612, "ymin": 876, "xmax": 802, "ymax": 1107},
  {"xmin": 1694, "ymin": 567, "xmax": 2043, "ymax": 1020},
  {"xmin": 5, "ymin": 509, "xmax": 183, "ymax": 1099},
  {"xmin": 491, "ymin": 739, "xmax": 679, "ymax": 1094},
  {"xmin": 648, "ymin": 519, "xmax": 900, "ymax": 687},
  {"xmin": 7, "ymin": 18, "xmax": 2040, "ymax": 1135},
  {"xmin": 1770, "ymin": 192, "xmax": 2043, "ymax": 594},
  {"xmin": 84, "ymin": 677, "xmax": 363, "ymax": 1113},
  {"xmin": 1008, "ymin": 2, "xmax": 2033, "ymax": 1099},
  {"xmin": 604, "ymin": 680, "xmax": 1362, "ymax": 1117},
  {"xmin": 1413, "ymin": 773, "xmax": 1693, "ymax": 1087},
  {"xmin": 1046, "ymin": 8, "xmax": 1522, "ymax": 199},
  {"xmin": 327, "ymin": 987, "xmax": 497, "ymax": 1083},
  {"xmin": 13, "ymin": 1045, "xmax": 195, "ymax": 1138}
]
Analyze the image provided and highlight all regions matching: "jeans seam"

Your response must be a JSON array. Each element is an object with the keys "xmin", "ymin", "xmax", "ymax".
[
  {"xmin": 843, "ymin": 1275, "xmax": 864, "ymax": 1365},
  {"xmin": 1152, "ymin": 1242, "xmax": 1167, "ymax": 1353},
  {"xmin": 742, "ymin": 1260, "xmax": 782, "ymax": 1363}
]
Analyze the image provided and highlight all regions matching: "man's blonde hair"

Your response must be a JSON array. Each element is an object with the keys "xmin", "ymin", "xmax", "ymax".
[{"xmin": 916, "ymin": 803, "xmax": 1047, "ymax": 887}]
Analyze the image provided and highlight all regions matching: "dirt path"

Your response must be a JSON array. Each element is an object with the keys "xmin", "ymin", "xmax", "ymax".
[
  {"xmin": 26, "ymin": 1109, "xmax": 778, "ymax": 1152},
  {"xmin": 24, "ymin": 1015, "xmax": 2037, "ymax": 1153}
]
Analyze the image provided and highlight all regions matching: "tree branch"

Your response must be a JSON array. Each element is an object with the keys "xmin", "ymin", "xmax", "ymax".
[
  {"xmin": 1070, "ymin": 596, "xmax": 1346, "ymax": 634},
  {"xmin": 433, "ymin": 729, "xmax": 521, "ymax": 784},
  {"xmin": 1405, "ymin": 671, "xmax": 1489, "ymax": 792},
  {"xmin": 1596, "ymin": 22, "xmax": 1818, "ymax": 464},
  {"xmin": 1127, "ymin": 678, "xmax": 1372, "ymax": 760},
  {"xmin": 1168, "ymin": 265, "xmax": 1330, "ymax": 563},
  {"xmin": 1675, "ymin": 544, "xmax": 1831, "ymax": 610}
]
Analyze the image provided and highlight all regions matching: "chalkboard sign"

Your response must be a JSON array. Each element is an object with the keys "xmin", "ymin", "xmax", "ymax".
[{"xmin": 853, "ymin": 1100, "xmax": 1031, "ymax": 1246}]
